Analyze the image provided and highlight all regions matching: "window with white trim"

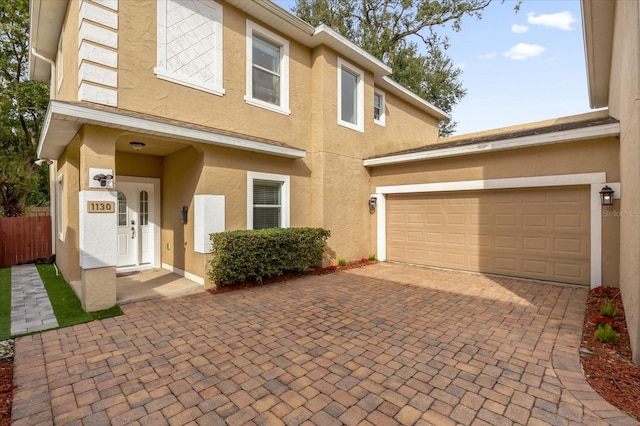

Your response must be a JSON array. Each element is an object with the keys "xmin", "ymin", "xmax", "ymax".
[
  {"xmin": 245, "ymin": 20, "xmax": 290, "ymax": 115},
  {"xmin": 155, "ymin": 0, "xmax": 224, "ymax": 96},
  {"xmin": 337, "ymin": 58, "xmax": 364, "ymax": 132},
  {"xmin": 247, "ymin": 171, "xmax": 290, "ymax": 230},
  {"xmin": 374, "ymin": 89, "xmax": 385, "ymax": 126},
  {"xmin": 57, "ymin": 175, "xmax": 63, "ymax": 240}
]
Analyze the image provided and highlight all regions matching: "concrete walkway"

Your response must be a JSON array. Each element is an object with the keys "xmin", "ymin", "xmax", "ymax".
[
  {"xmin": 11, "ymin": 263, "xmax": 638, "ymax": 425},
  {"xmin": 10, "ymin": 264, "xmax": 58, "ymax": 336}
]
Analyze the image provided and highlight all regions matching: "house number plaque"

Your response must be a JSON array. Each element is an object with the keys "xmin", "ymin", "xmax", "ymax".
[{"xmin": 87, "ymin": 201, "xmax": 115, "ymax": 213}]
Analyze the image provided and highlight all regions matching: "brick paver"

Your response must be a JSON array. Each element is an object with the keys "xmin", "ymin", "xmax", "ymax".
[{"xmin": 11, "ymin": 263, "xmax": 638, "ymax": 425}]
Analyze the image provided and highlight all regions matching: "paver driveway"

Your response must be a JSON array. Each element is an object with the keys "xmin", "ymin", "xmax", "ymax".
[{"xmin": 12, "ymin": 263, "xmax": 636, "ymax": 425}]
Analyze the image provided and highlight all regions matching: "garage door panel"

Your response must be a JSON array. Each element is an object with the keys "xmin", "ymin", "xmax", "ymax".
[{"xmin": 386, "ymin": 186, "xmax": 590, "ymax": 285}]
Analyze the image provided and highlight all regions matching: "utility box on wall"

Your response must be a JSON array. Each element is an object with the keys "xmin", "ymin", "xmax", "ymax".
[{"xmin": 194, "ymin": 195, "xmax": 225, "ymax": 253}]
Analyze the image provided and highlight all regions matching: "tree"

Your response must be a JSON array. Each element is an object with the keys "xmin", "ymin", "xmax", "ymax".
[
  {"xmin": 0, "ymin": 0, "xmax": 50, "ymax": 216},
  {"xmin": 294, "ymin": 0, "xmax": 494, "ymax": 135}
]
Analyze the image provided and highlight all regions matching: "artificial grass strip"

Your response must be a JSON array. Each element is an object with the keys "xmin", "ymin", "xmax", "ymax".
[
  {"xmin": 36, "ymin": 264, "xmax": 122, "ymax": 328},
  {"xmin": 0, "ymin": 268, "xmax": 11, "ymax": 340}
]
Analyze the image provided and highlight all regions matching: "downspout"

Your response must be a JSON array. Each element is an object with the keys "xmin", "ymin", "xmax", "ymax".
[{"xmin": 30, "ymin": 47, "xmax": 56, "ymax": 98}]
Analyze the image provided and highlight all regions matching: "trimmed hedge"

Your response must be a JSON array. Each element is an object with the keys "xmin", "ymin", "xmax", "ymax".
[{"xmin": 208, "ymin": 227, "xmax": 330, "ymax": 287}]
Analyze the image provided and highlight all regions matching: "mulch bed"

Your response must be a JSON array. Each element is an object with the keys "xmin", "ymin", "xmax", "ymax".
[
  {"xmin": 0, "ymin": 361, "xmax": 13, "ymax": 426},
  {"xmin": 581, "ymin": 286, "xmax": 640, "ymax": 420}
]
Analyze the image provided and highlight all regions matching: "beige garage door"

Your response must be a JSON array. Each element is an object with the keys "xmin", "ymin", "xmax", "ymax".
[{"xmin": 386, "ymin": 186, "xmax": 591, "ymax": 285}]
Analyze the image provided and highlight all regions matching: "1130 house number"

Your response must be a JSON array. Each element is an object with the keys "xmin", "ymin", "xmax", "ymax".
[{"xmin": 87, "ymin": 201, "xmax": 115, "ymax": 213}]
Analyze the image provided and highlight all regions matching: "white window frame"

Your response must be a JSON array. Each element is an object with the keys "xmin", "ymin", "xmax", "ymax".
[
  {"xmin": 337, "ymin": 58, "xmax": 365, "ymax": 133},
  {"xmin": 56, "ymin": 32, "xmax": 64, "ymax": 93},
  {"xmin": 154, "ymin": 0, "xmax": 225, "ymax": 96},
  {"xmin": 247, "ymin": 171, "xmax": 290, "ymax": 230},
  {"xmin": 244, "ymin": 20, "xmax": 290, "ymax": 115},
  {"xmin": 57, "ymin": 175, "xmax": 64, "ymax": 241},
  {"xmin": 374, "ymin": 88, "xmax": 385, "ymax": 127}
]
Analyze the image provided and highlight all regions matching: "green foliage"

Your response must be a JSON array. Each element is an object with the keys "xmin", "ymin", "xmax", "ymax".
[
  {"xmin": 294, "ymin": 0, "xmax": 500, "ymax": 135},
  {"xmin": 37, "ymin": 264, "xmax": 122, "ymax": 328},
  {"xmin": 208, "ymin": 227, "xmax": 331, "ymax": 287},
  {"xmin": 0, "ymin": 268, "xmax": 11, "ymax": 339},
  {"xmin": 368, "ymin": 253, "xmax": 376, "ymax": 261},
  {"xmin": 338, "ymin": 258, "xmax": 347, "ymax": 267},
  {"xmin": 595, "ymin": 323, "xmax": 620, "ymax": 344},
  {"xmin": 600, "ymin": 301, "xmax": 618, "ymax": 318},
  {"xmin": 0, "ymin": 0, "xmax": 51, "ymax": 216}
]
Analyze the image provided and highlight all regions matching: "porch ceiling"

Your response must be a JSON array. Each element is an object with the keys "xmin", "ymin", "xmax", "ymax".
[{"xmin": 37, "ymin": 101, "xmax": 307, "ymax": 160}]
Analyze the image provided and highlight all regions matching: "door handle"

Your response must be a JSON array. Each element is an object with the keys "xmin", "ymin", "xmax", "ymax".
[{"xmin": 131, "ymin": 226, "xmax": 135, "ymax": 239}]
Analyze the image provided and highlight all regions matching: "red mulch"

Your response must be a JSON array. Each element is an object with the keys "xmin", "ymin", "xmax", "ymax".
[
  {"xmin": 0, "ymin": 361, "xmax": 13, "ymax": 426},
  {"xmin": 581, "ymin": 287, "xmax": 640, "ymax": 420}
]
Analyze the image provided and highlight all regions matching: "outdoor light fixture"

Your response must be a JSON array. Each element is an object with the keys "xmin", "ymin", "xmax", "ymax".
[
  {"xmin": 180, "ymin": 206, "xmax": 189, "ymax": 223},
  {"xmin": 34, "ymin": 159, "xmax": 53, "ymax": 166},
  {"xmin": 93, "ymin": 173, "xmax": 114, "ymax": 187},
  {"xmin": 600, "ymin": 185, "xmax": 614, "ymax": 206},
  {"xmin": 368, "ymin": 195, "xmax": 377, "ymax": 214},
  {"xmin": 130, "ymin": 141, "xmax": 146, "ymax": 152}
]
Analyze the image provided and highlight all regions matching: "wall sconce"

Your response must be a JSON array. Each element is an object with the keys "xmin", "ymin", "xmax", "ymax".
[
  {"xmin": 34, "ymin": 159, "xmax": 53, "ymax": 166},
  {"xmin": 368, "ymin": 195, "xmax": 377, "ymax": 214},
  {"xmin": 600, "ymin": 185, "xmax": 614, "ymax": 206},
  {"xmin": 180, "ymin": 206, "xmax": 188, "ymax": 223},
  {"xmin": 93, "ymin": 173, "xmax": 114, "ymax": 187},
  {"xmin": 130, "ymin": 141, "xmax": 146, "ymax": 152}
]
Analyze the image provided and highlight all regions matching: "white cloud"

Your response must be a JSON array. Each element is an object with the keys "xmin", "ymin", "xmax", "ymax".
[
  {"xmin": 511, "ymin": 24, "xmax": 529, "ymax": 33},
  {"xmin": 527, "ymin": 11, "xmax": 577, "ymax": 31},
  {"xmin": 478, "ymin": 52, "xmax": 497, "ymax": 60},
  {"xmin": 503, "ymin": 43, "xmax": 545, "ymax": 60}
]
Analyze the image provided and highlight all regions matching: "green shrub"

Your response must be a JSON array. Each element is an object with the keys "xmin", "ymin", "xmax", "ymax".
[
  {"xmin": 595, "ymin": 323, "xmax": 620, "ymax": 344},
  {"xmin": 368, "ymin": 253, "xmax": 376, "ymax": 261},
  {"xmin": 338, "ymin": 258, "xmax": 347, "ymax": 267},
  {"xmin": 208, "ymin": 227, "xmax": 330, "ymax": 287},
  {"xmin": 600, "ymin": 301, "xmax": 618, "ymax": 318}
]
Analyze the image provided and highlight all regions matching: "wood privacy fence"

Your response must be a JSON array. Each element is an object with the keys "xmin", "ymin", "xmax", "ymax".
[{"xmin": 0, "ymin": 216, "xmax": 52, "ymax": 267}]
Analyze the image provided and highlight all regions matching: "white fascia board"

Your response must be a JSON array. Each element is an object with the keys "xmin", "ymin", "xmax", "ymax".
[
  {"xmin": 364, "ymin": 122, "xmax": 620, "ymax": 167},
  {"xmin": 39, "ymin": 101, "xmax": 306, "ymax": 159},
  {"xmin": 230, "ymin": 0, "xmax": 315, "ymax": 36},
  {"xmin": 312, "ymin": 25, "xmax": 391, "ymax": 77},
  {"xmin": 29, "ymin": 0, "xmax": 68, "ymax": 82},
  {"xmin": 377, "ymin": 76, "xmax": 450, "ymax": 120}
]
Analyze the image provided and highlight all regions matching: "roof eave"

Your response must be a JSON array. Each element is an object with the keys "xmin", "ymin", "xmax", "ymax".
[
  {"xmin": 38, "ymin": 101, "xmax": 307, "ymax": 160},
  {"xmin": 364, "ymin": 121, "xmax": 620, "ymax": 167},
  {"xmin": 581, "ymin": 0, "xmax": 615, "ymax": 109},
  {"xmin": 376, "ymin": 76, "xmax": 450, "ymax": 121},
  {"xmin": 29, "ymin": 0, "xmax": 68, "ymax": 82}
]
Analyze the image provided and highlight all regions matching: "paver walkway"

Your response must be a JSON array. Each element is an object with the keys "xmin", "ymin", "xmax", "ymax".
[
  {"xmin": 10, "ymin": 264, "xmax": 58, "ymax": 336},
  {"xmin": 11, "ymin": 263, "xmax": 638, "ymax": 425}
]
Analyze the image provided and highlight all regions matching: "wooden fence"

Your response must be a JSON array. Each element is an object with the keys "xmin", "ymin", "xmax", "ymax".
[
  {"xmin": 24, "ymin": 206, "xmax": 51, "ymax": 217},
  {"xmin": 0, "ymin": 216, "xmax": 52, "ymax": 267}
]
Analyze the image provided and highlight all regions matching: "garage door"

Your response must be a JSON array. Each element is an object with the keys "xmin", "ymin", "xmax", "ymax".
[{"xmin": 386, "ymin": 186, "xmax": 590, "ymax": 285}]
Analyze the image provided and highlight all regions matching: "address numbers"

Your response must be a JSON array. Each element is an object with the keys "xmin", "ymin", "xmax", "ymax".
[{"xmin": 87, "ymin": 201, "xmax": 115, "ymax": 213}]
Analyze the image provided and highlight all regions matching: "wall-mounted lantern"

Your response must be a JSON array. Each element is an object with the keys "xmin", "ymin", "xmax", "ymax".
[
  {"xmin": 93, "ymin": 173, "xmax": 114, "ymax": 187},
  {"xmin": 368, "ymin": 195, "xmax": 377, "ymax": 214},
  {"xmin": 600, "ymin": 185, "xmax": 614, "ymax": 206},
  {"xmin": 180, "ymin": 205, "xmax": 189, "ymax": 223}
]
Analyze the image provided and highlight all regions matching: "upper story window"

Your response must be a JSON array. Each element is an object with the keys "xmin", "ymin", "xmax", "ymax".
[
  {"xmin": 247, "ymin": 171, "xmax": 290, "ymax": 230},
  {"xmin": 374, "ymin": 89, "xmax": 385, "ymax": 126},
  {"xmin": 337, "ymin": 58, "xmax": 364, "ymax": 132},
  {"xmin": 155, "ymin": 0, "xmax": 224, "ymax": 96},
  {"xmin": 245, "ymin": 21, "xmax": 290, "ymax": 115}
]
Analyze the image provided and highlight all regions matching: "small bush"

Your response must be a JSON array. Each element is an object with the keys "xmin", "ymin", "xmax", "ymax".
[
  {"xmin": 595, "ymin": 323, "xmax": 620, "ymax": 344},
  {"xmin": 600, "ymin": 301, "xmax": 618, "ymax": 318},
  {"xmin": 368, "ymin": 253, "xmax": 376, "ymax": 261},
  {"xmin": 338, "ymin": 258, "xmax": 347, "ymax": 267},
  {"xmin": 208, "ymin": 227, "xmax": 330, "ymax": 287}
]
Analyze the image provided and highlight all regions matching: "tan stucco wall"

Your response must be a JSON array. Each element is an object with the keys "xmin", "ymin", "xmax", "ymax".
[
  {"xmin": 369, "ymin": 137, "xmax": 621, "ymax": 285},
  {"xmin": 609, "ymin": 0, "xmax": 640, "ymax": 364},
  {"xmin": 55, "ymin": 138, "xmax": 81, "ymax": 282},
  {"xmin": 55, "ymin": 0, "xmax": 79, "ymax": 101},
  {"xmin": 115, "ymin": 152, "xmax": 163, "ymax": 178}
]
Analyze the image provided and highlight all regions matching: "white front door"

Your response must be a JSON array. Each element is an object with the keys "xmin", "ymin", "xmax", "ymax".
[{"xmin": 116, "ymin": 181, "xmax": 156, "ymax": 270}]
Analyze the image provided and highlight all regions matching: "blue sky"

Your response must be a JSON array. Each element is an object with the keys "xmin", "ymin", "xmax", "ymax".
[{"xmin": 274, "ymin": 0, "xmax": 592, "ymax": 135}]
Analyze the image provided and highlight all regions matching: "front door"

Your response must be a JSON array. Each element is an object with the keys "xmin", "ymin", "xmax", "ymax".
[{"xmin": 116, "ymin": 181, "xmax": 155, "ymax": 270}]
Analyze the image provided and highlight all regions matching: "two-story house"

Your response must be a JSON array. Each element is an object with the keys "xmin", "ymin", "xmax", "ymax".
[{"xmin": 29, "ymin": 0, "xmax": 447, "ymax": 311}]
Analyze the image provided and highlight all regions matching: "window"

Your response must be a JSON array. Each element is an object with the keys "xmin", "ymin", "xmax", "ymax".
[
  {"xmin": 245, "ymin": 20, "xmax": 290, "ymax": 115},
  {"xmin": 337, "ymin": 58, "xmax": 364, "ymax": 132},
  {"xmin": 155, "ymin": 0, "xmax": 224, "ymax": 96},
  {"xmin": 57, "ymin": 175, "xmax": 63, "ymax": 240},
  {"xmin": 374, "ymin": 89, "xmax": 385, "ymax": 126},
  {"xmin": 247, "ymin": 171, "xmax": 290, "ymax": 230},
  {"xmin": 139, "ymin": 191, "xmax": 149, "ymax": 226},
  {"xmin": 117, "ymin": 192, "xmax": 127, "ymax": 226}
]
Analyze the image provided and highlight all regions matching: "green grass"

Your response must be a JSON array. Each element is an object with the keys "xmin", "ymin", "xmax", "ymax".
[
  {"xmin": 37, "ymin": 264, "xmax": 123, "ymax": 328},
  {"xmin": 0, "ymin": 268, "xmax": 11, "ymax": 340}
]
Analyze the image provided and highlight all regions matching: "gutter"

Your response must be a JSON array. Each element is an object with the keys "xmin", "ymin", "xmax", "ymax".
[{"xmin": 31, "ymin": 48, "xmax": 56, "ymax": 99}]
